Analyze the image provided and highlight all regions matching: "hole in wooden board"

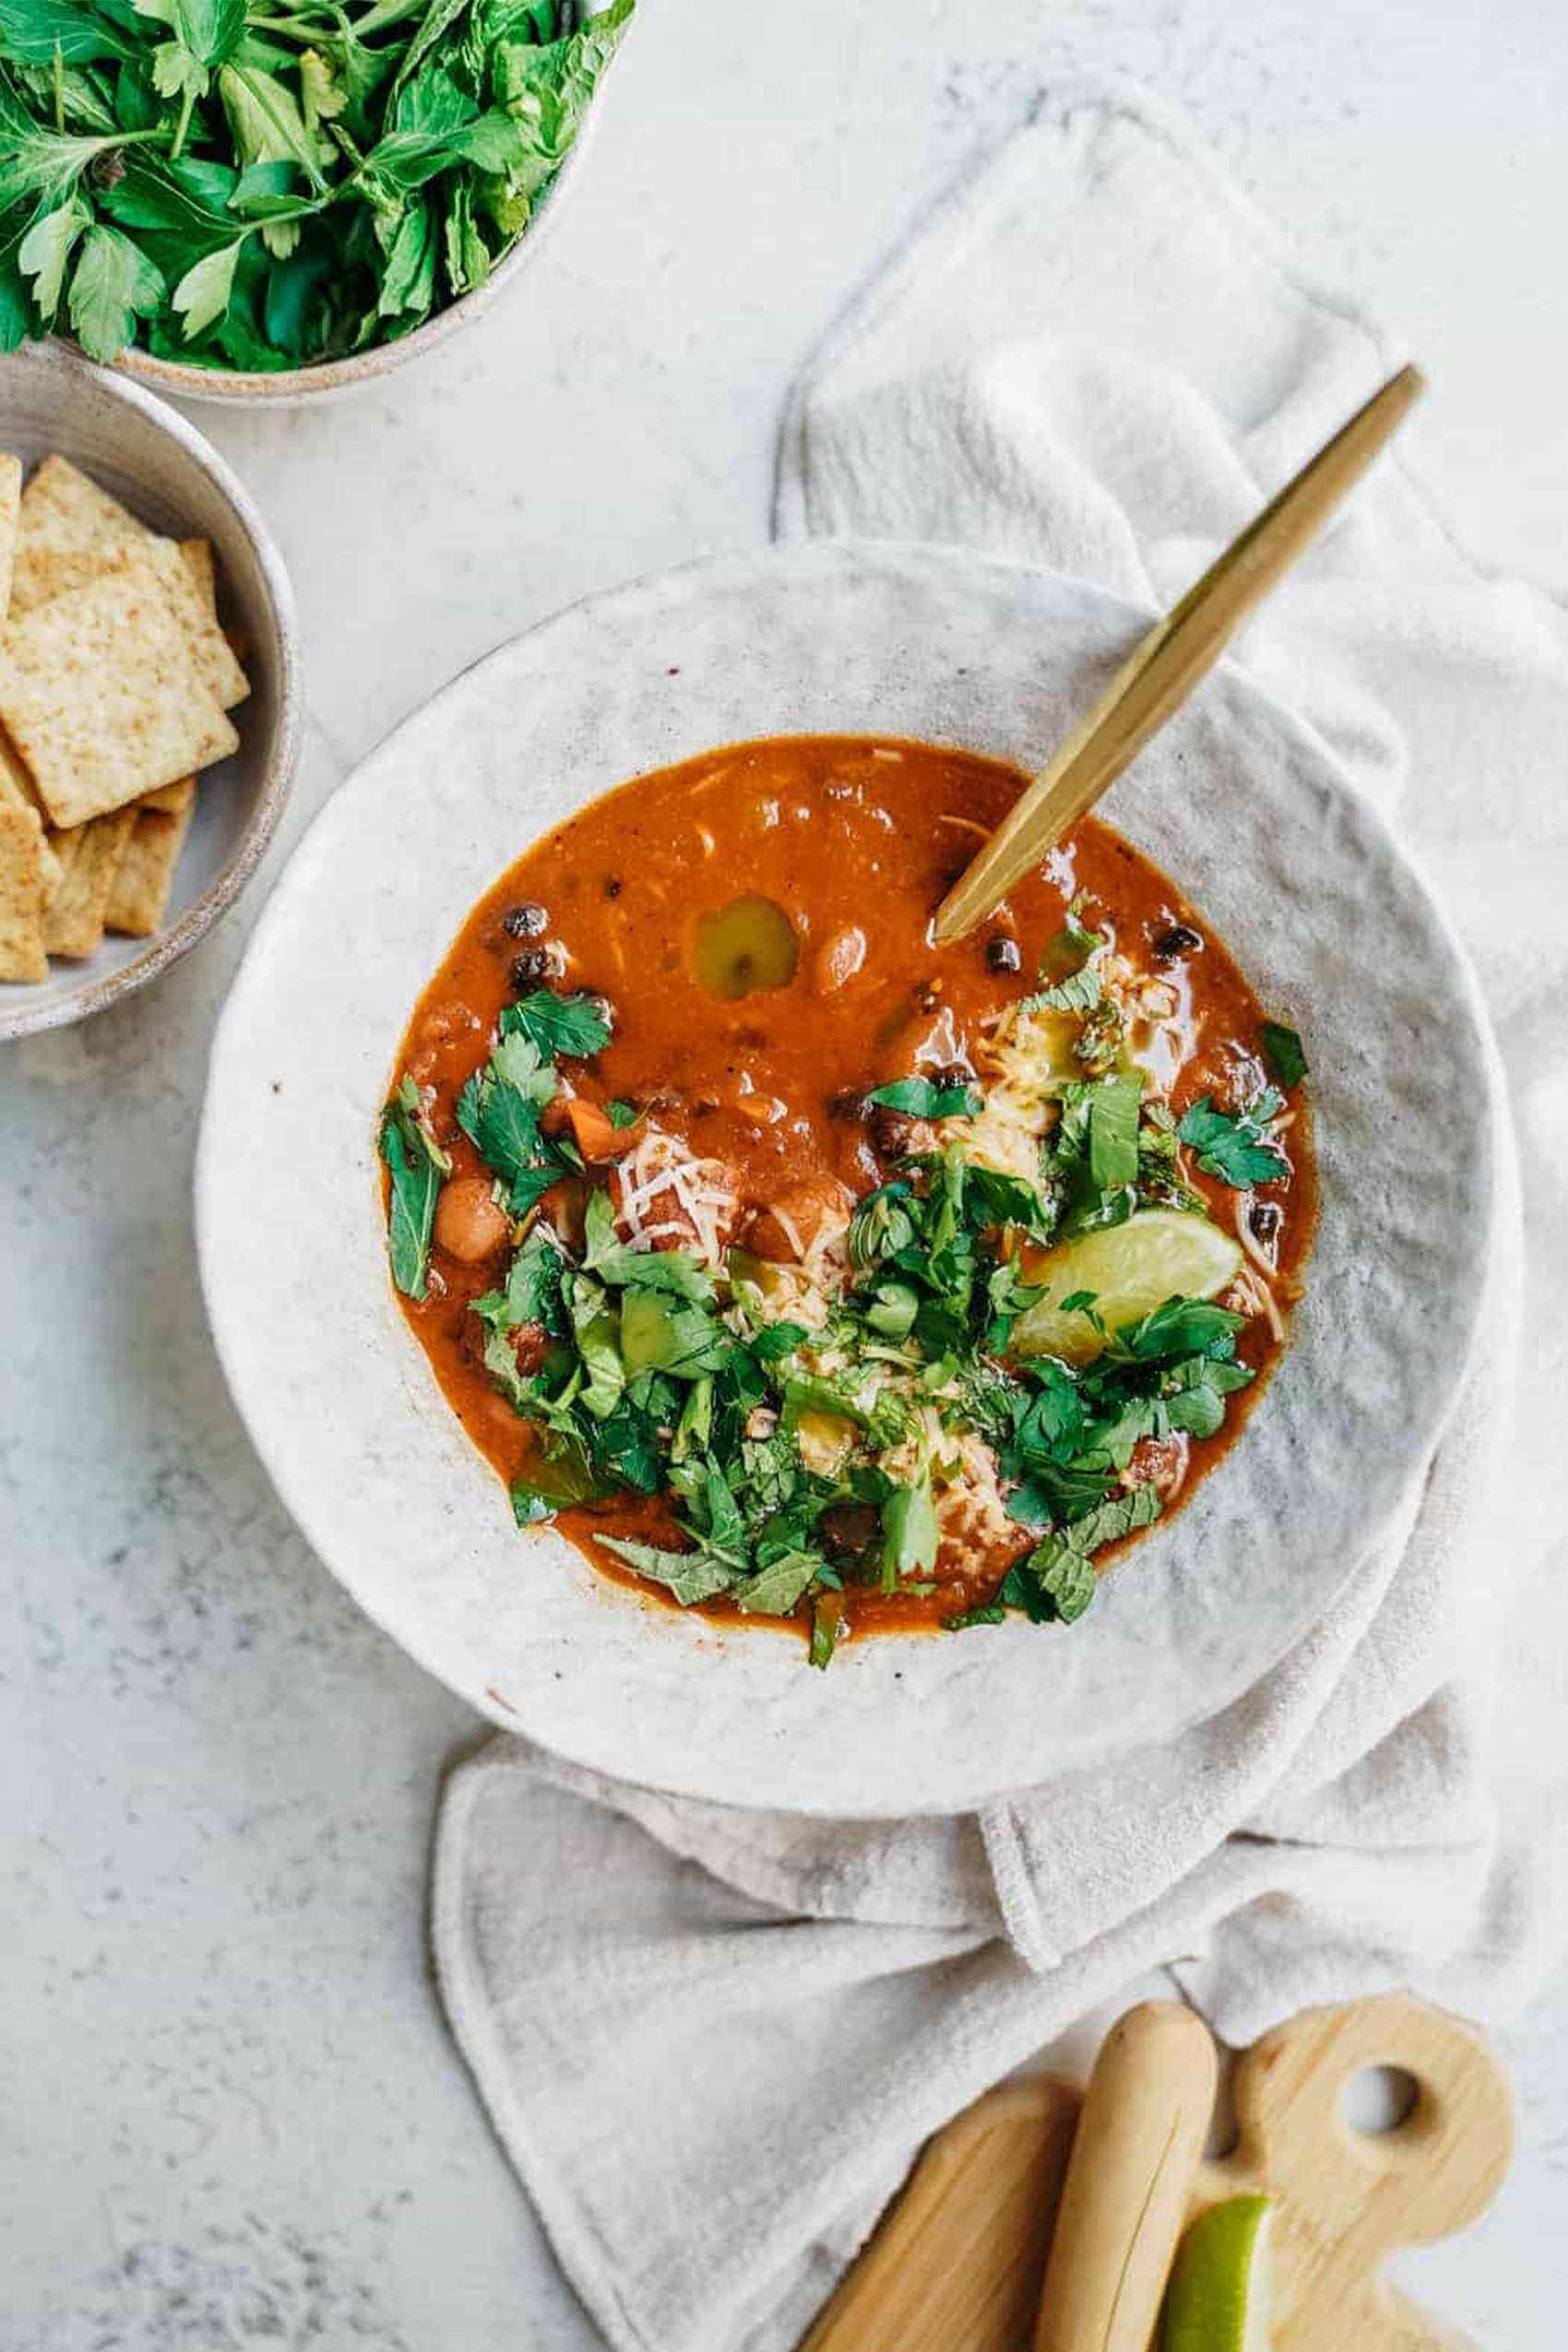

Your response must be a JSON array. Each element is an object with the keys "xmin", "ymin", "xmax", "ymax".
[{"xmin": 1342, "ymin": 2063, "xmax": 1420, "ymax": 2136}]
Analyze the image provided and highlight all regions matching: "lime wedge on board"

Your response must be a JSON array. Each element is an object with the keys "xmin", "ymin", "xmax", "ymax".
[
  {"xmin": 1160, "ymin": 2194, "xmax": 1273, "ymax": 2352},
  {"xmin": 1013, "ymin": 1208, "xmax": 1242, "ymax": 1366}
]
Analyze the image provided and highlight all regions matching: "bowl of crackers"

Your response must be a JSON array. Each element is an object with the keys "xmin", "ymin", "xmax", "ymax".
[{"xmin": 0, "ymin": 343, "xmax": 300, "ymax": 1039}]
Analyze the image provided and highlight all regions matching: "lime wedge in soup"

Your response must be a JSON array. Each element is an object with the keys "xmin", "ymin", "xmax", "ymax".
[
  {"xmin": 1160, "ymin": 2195, "xmax": 1273, "ymax": 2352},
  {"xmin": 1013, "ymin": 1208, "xmax": 1242, "ymax": 1366}
]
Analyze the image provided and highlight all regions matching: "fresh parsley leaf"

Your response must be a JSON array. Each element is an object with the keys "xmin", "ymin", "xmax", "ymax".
[
  {"xmin": 0, "ymin": 0, "xmax": 634, "ymax": 365},
  {"xmin": 67, "ymin": 220, "xmax": 163, "ymax": 356},
  {"xmin": 1260, "ymin": 1020, "xmax": 1308, "ymax": 1091},
  {"xmin": 944, "ymin": 1601, "xmax": 1007, "ymax": 1631},
  {"xmin": 749, "ymin": 1319, "xmax": 809, "ymax": 1361},
  {"xmin": 1119, "ymin": 1295, "xmax": 1246, "ymax": 1364},
  {"xmin": 606, "ymin": 1099, "xmax": 640, "ymax": 1128},
  {"xmin": 0, "ymin": 0, "xmax": 135, "ymax": 65},
  {"xmin": 505, "ymin": 988, "xmax": 612, "ymax": 1061},
  {"xmin": 1178, "ymin": 1091, "xmax": 1289, "ymax": 1189},
  {"xmin": 865, "ymin": 1075, "xmax": 982, "ymax": 1120},
  {"xmin": 471, "ymin": 1226, "xmax": 564, "ymax": 1335}
]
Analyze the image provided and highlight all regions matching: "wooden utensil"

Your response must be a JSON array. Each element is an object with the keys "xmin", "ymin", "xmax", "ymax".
[
  {"xmin": 932, "ymin": 363, "xmax": 1425, "ymax": 944},
  {"xmin": 1034, "ymin": 2003, "xmax": 1216, "ymax": 2352},
  {"xmin": 799, "ymin": 1993, "xmax": 1514, "ymax": 2352}
]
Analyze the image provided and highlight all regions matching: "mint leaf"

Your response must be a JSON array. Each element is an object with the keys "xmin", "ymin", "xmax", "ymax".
[
  {"xmin": 379, "ymin": 1075, "xmax": 447, "ymax": 1301},
  {"xmin": 1087, "ymin": 1071, "xmax": 1142, "ymax": 1194},
  {"xmin": 736, "ymin": 1549, "xmax": 819, "ymax": 1617},
  {"xmin": 1062, "ymin": 1480, "xmax": 1162, "ymax": 1552},
  {"xmin": 597, "ymin": 1535, "xmax": 736, "ymax": 1607},
  {"xmin": 1022, "ymin": 967, "xmax": 1101, "ymax": 1016}
]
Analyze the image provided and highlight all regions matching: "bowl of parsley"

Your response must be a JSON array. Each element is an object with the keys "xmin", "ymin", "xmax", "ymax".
[{"xmin": 0, "ymin": 0, "xmax": 635, "ymax": 401}]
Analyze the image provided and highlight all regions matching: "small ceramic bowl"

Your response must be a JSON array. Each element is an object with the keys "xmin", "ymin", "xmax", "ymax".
[
  {"xmin": 0, "ymin": 342, "xmax": 301, "ymax": 1043},
  {"xmin": 111, "ymin": 17, "xmax": 613, "ymax": 409}
]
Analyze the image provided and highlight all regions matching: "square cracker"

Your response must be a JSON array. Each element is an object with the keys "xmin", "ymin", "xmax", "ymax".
[
  {"xmin": 42, "ymin": 804, "xmax": 137, "ymax": 956},
  {"xmin": 143, "ymin": 533, "xmax": 249, "ymax": 711},
  {"xmin": 0, "ymin": 540, "xmax": 238, "ymax": 828},
  {"xmin": 11, "ymin": 459, "xmax": 247, "ymax": 711},
  {"xmin": 0, "ymin": 726, "xmax": 62, "ymax": 906},
  {"xmin": 9, "ymin": 454, "xmax": 147, "ymax": 618},
  {"xmin": 0, "ymin": 454, "xmax": 19, "ymax": 621},
  {"xmin": 107, "ymin": 780, "xmax": 197, "ymax": 936},
  {"xmin": 0, "ymin": 800, "xmax": 46, "ymax": 980},
  {"xmin": 180, "ymin": 537, "xmax": 215, "ymax": 608}
]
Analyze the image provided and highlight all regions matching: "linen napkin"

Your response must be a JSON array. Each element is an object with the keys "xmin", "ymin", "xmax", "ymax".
[{"xmin": 434, "ymin": 79, "xmax": 1568, "ymax": 2352}]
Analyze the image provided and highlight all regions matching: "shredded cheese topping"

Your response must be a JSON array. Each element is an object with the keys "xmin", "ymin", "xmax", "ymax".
[{"xmin": 614, "ymin": 1126, "xmax": 740, "ymax": 1270}]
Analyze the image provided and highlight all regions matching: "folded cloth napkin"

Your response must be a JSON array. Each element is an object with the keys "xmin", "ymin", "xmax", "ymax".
[{"xmin": 434, "ymin": 79, "xmax": 1568, "ymax": 2352}]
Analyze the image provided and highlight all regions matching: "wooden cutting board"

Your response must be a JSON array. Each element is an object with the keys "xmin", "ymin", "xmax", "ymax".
[{"xmin": 802, "ymin": 1995, "xmax": 1514, "ymax": 2352}]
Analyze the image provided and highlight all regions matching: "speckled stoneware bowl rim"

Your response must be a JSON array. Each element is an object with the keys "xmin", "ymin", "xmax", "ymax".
[
  {"xmin": 196, "ymin": 540, "xmax": 1498, "ymax": 1815},
  {"xmin": 0, "ymin": 348, "xmax": 303, "ymax": 1042},
  {"xmin": 104, "ymin": 55, "xmax": 608, "ymax": 408}
]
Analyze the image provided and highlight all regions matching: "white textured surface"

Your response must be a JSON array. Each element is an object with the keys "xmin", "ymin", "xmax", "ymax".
[{"xmin": 3, "ymin": 2, "xmax": 1564, "ymax": 2344}]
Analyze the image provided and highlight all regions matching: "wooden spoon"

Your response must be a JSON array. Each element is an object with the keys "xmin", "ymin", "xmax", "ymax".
[
  {"xmin": 932, "ymin": 363, "xmax": 1424, "ymax": 944},
  {"xmin": 1033, "ymin": 2001, "xmax": 1218, "ymax": 2352}
]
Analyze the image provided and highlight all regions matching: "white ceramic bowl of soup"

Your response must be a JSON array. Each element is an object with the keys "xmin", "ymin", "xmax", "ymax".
[{"xmin": 196, "ymin": 540, "xmax": 1497, "ymax": 1813}]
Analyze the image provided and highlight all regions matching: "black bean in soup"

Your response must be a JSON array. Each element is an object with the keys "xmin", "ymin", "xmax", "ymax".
[{"xmin": 1153, "ymin": 922, "xmax": 1204, "ymax": 962}]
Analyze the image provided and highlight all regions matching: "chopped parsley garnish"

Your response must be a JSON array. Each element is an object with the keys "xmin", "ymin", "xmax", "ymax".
[
  {"xmin": 1178, "ymin": 1090, "xmax": 1290, "ymax": 1189},
  {"xmin": 505, "ymin": 989, "xmax": 613, "ymax": 1061},
  {"xmin": 384, "ymin": 897, "xmax": 1289, "ymax": 1663},
  {"xmin": 1260, "ymin": 1020, "xmax": 1309, "ymax": 1091}
]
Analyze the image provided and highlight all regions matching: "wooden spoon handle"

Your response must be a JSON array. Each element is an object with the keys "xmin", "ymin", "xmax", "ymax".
[
  {"xmin": 1033, "ymin": 2002, "xmax": 1218, "ymax": 2352},
  {"xmin": 932, "ymin": 363, "xmax": 1425, "ymax": 944}
]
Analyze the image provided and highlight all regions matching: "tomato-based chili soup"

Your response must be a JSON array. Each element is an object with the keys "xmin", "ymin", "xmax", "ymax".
[{"xmin": 386, "ymin": 735, "xmax": 1314, "ymax": 1648}]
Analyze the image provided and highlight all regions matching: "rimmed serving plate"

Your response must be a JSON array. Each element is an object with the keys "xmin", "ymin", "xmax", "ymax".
[{"xmin": 196, "ymin": 540, "xmax": 1495, "ymax": 1814}]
